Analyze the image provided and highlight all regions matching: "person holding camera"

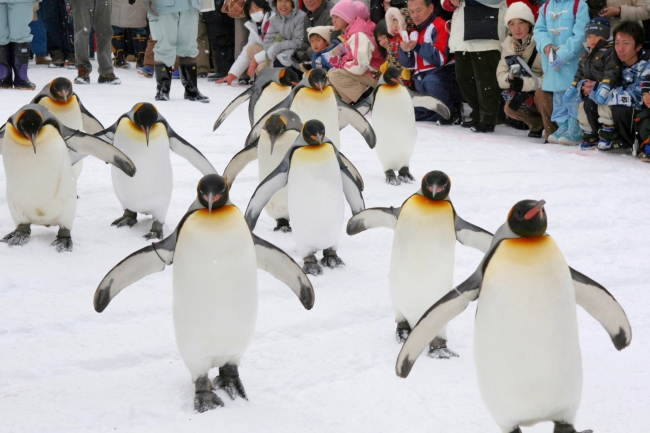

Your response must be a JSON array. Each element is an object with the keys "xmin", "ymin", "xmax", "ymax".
[{"xmin": 497, "ymin": 2, "xmax": 547, "ymax": 138}]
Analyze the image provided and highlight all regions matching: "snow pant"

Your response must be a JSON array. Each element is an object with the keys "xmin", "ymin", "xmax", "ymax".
[
  {"xmin": 412, "ymin": 63, "xmax": 462, "ymax": 122},
  {"xmin": 149, "ymin": 8, "xmax": 199, "ymax": 68},
  {"xmin": 204, "ymin": 10, "xmax": 234, "ymax": 75},
  {"xmin": 328, "ymin": 68, "xmax": 378, "ymax": 104},
  {"xmin": 580, "ymin": 99, "xmax": 636, "ymax": 146},
  {"xmin": 30, "ymin": 9, "xmax": 47, "ymax": 56},
  {"xmin": 0, "ymin": 2, "xmax": 33, "ymax": 45},
  {"xmin": 551, "ymin": 91, "xmax": 573, "ymax": 123},
  {"xmin": 71, "ymin": 0, "xmax": 114, "ymax": 75},
  {"xmin": 504, "ymin": 97, "xmax": 544, "ymax": 133},
  {"xmin": 41, "ymin": 0, "xmax": 74, "ymax": 58},
  {"xmin": 455, "ymin": 50, "xmax": 501, "ymax": 126},
  {"xmin": 196, "ymin": 19, "xmax": 209, "ymax": 74}
]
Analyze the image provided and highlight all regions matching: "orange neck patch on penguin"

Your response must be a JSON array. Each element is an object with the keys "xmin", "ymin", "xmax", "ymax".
[
  {"xmin": 302, "ymin": 86, "xmax": 334, "ymax": 98},
  {"xmin": 409, "ymin": 194, "xmax": 452, "ymax": 210}
]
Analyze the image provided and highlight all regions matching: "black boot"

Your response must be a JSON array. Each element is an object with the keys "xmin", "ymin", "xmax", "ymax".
[
  {"xmin": 154, "ymin": 63, "xmax": 172, "ymax": 101},
  {"xmin": 133, "ymin": 35, "xmax": 148, "ymax": 69},
  {"xmin": 111, "ymin": 35, "xmax": 130, "ymax": 69},
  {"xmin": 179, "ymin": 61, "xmax": 209, "ymax": 103},
  {"xmin": 12, "ymin": 43, "xmax": 35, "ymax": 90},
  {"xmin": 0, "ymin": 44, "xmax": 12, "ymax": 88}
]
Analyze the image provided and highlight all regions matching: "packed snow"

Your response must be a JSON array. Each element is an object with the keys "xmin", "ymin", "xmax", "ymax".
[{"xmin": 0, "ymin": 64, "xmax": 648, "ymax": 433}]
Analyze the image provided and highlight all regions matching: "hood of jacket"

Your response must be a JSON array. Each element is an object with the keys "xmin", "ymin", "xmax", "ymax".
[
  {"xmin": 275, "ymin": 0, "xmax": 301, "ymax": 22},
  {"xmin": 344, "ymin": 16, "xmax": 375, "ymax": 39}
]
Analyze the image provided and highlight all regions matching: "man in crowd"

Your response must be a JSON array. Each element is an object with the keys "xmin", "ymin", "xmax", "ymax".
[{"xmin": 294, "ymin": 0, "xmax": 339, "ymax": 62}]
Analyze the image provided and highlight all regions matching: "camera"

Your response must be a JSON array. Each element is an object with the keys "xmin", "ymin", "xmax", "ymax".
[{"xmin": 509, "ymin": 64, "xmax": 521, "ymax": 78}]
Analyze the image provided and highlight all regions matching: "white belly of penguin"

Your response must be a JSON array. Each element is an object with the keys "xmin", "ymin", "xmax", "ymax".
[
  {"xmin": 288, "ymin": 144, "xmax": 344, "ymax": 255},
  {"xmin": 2, "ymin": 124, "xmax": 77, "ymax": 227},
  {"xmin": 258, "ymin": 129, "xmax": 299, "ymax": 220},
  {"xmin": 111, "ymin": 121, "xmax": 173, "ymax": 222},
  {"xmin": 474, "ymin": 236, "xmax": 582, "ymax": 429},
  {"xmin": 389, "ymin": 196, "xmax": 455, "ymax": 328},
  {"xmin": 290, "ymin": 87, "xmax": 341, "ymax": 149},
  {"xmin": 372, "ymin": 86, "xmax": 416, "ymax": 171},
  {"xmin": 253, "ymin": 83, "xmax": 292, "ymax": 124},
  {"xmin": 172, "ymin": 207, "xmax": 258, "ymax": 381}
]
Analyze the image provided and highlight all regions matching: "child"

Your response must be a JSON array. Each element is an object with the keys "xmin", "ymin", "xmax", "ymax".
[
  {"xmin": 634, "ymin": 81, "xmax": 650, "ymax": 163},
  {"xmin": 375, "ymin": 7, "xmax": 413, "ymax": 87},
  {"xmin": 301, "ymin": 26, "xmax": 339, "ymax": 71}
]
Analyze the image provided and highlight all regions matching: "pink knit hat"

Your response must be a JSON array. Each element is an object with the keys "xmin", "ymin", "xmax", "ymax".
[
  {"xmin": 355, "ymin": 1, "xmax": 370, "ymax": 21},
  {"xmin": 331, "ymin": 0, "xmax": 358, "ymax": 24}
]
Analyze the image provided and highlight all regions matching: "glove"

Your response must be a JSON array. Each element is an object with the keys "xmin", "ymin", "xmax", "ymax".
[
  {"xmin": 508, "ymin": 76, "xmax": 523, "ymax": 92},
  {"xmin": 551, "ymin": 54, "xmax": 566, "ymax": 70},
  {"xmin": 594, "ymin": 84, "xmax": 611, "ymax": 105},
  {"xmin": 142, "ymin": 0, "xmax": 158, "ymax": 15},
  {"xmin": 562, "ymin": 86, "xmax": 579, "ymax": 104}
]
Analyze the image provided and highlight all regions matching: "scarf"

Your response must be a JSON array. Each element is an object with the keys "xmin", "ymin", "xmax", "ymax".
[{"xmin": 513, "ymin": 34, "xmax": 532, "ymax": 57}]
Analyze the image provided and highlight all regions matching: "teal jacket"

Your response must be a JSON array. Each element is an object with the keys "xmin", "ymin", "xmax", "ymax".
[{"xmin": 153, "ymin": 0, "xmax": 200, "ymax": 15}]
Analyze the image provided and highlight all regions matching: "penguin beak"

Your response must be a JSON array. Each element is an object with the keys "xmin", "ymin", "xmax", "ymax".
[
  {"xmin": 317, "ymin": 82, "xmax": 324, "ymax": 94},
  {"xmin": 207, "ymin": 192, "xmax": 214, "ymax": 212},
  {"xmin": 28, "ymin": 133, "xmax": 37, "ymax": 153},
  {"xmin": 291, "ymin": 81, "xmax": 299, "ymax": 86},
  {"xmin": 525, "ymin": 200, "xmax": 546, "ymax": 220},
  {"xmin": 142, "ymin": 126, "xmax": 151, "ymax": 146},
  {"xmin": 391, "ymin": 77, "xmax": 400, "ymax": 84},
  {"xmin": 270, "ymin": 135, "xmax": 277, "ymax": 155},
  {"xmin": 317, "ymin": 133, "xmax": 323, "ymax": 144}
]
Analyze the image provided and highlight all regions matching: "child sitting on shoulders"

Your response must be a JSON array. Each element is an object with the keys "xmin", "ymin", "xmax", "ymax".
[{"xmin": 374, "ymin": 7, "xmax": 414, "ymax": 88}]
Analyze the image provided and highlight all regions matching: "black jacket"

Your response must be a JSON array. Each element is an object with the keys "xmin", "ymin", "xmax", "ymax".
[{"xmin": 572, "ymin": 39, "xmax": 622, "ymax": 87}]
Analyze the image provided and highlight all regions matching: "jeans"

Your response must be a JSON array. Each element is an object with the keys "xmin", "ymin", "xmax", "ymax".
[
  {"xmin": 29, "ymin": 10, "xmax": 47, "ymax": 56},
  {"xmin": 413, "ymin": 64, "xmax": 463, "ymax": 122}
]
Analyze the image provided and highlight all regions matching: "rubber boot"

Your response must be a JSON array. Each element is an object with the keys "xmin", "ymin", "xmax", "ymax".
[
  {"xmin": 547, "ymin": 120, "xmax": 568, "ymax": 144},
  {"xmin": 0, "ymin": 44, "xmax": 13, "ymax": 89},
  {"xmin": 154, "ymin": 63, "xmax": 172, "ymax": 101},
  {"xmin": 558, "ymin": 117, "xmax": 582, "ymax": 146},
  {"xmin": 111, "ymin": 35, "xmax": 130, "ymax": 69},
  {"xmin": 133, "ymin": 35, "xmax": 147, "ymax": 69},
  {"xmin": 12, "ymin": 43, "xmax": 35, "ymax": 90},
  {"xmin": 178, "ymin": 59, "xmax": 209, "ymax": 103}
]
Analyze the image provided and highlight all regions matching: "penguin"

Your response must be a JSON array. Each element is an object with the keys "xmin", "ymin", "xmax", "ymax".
[
  {"xmin": 93, "ymin": 174, "xmax": 314, "ymax": 413},
  {"xmin": 213, "ymin": 67, "xmax": 300, "ymax": 131},
  {"xmin": 245, "ymin": 119, "xmax": 365, "ymax": 275},
  {"xmin": 369, "ymin": 67, "xmax": 450, "ymax": 185},
  {"xmin": 395, "ymin": 199, "xmax": 632, "ymax": 433},
  {"xmin": 223, "ymin": 110, "xmax": 364, "ymax": 233},
  {"xmin": 0, "ymin": 105, "xmax": 136, "ymax": 251},
  {"xmin": 253, "ymin": 68, "xmax": 376, "ymax": 151},
  {"xmin": 93, "ymin": 103, "xmax": 217, "ymax": 240},
  {"xmin": 347, "ymin": 171, "xmax": 492, "ymax": 357}
]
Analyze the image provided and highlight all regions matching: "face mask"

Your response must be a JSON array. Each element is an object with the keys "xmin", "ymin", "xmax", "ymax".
[{"xmin": 251, "ymin": 11, "xmax": 265, "ymax": 22}]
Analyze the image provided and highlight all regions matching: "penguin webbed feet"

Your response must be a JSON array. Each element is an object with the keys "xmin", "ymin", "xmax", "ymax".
[
  {"xmin": 1, "ymin": 224, "xmax": 31, "ymax": 246},
  {"xmin": 273, "ymin": 218, "xmax": 292, "ymax": 233},
  {"xmin": 214, "ymin": 364, "xmax": 248, "ymax": 401},
  {"xmin": 553, "ymin": 421, "xmax": 593, "ymax": 433},
  {"xmin": 112, "ymin": 209, "xmax": 138, "ymax": 228},
  {"xmin": 51, "ymin": 228, "xmax": 72, "ymax": 252},
  {"xmin": 396, "ymin": 321, "xmax": 411, "ymax": 343},
  {"xmin": 302, "ymin": 255, "xmax": 323, "ymax": 276},
  {"xmin": 144, "ymin": 220, "xmax": 164, "ymax": 240},
  {"xmin": 427, "ymin": 337, "xmax": 459, "ymax": 359},
  {"xmin": 320, "ymin": 248, "xmax": 345, "ymax": 269},
  {"xmin": 398, "ymin": 167, "xmax": 415, "ymax": 183},
  {"xmin": 385, "ymin": 170, "xmax": 401, "ymax": 186},
  {"xmin": 194, "ymin": 375, "xmax": 224, "ymax": 413}
]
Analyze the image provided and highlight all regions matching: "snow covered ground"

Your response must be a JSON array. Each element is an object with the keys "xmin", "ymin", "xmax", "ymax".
[{"xmin": 0, "ymin": 63, "xmax": 648, "ymax": 433}]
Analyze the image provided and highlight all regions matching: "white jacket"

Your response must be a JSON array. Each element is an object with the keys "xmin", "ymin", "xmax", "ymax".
[{"xmin": 229, "ymin": 13, "xmax": 273, "ymax": 78}]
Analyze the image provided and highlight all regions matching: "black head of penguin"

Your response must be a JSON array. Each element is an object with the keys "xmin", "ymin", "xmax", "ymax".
[
  {"xmin": 507, "ymin": 199, "xmax": 547, "ymax": 237},
  {"xmin": 16, "ymin": 109, "xmax": 44, "ymax": 153},
  {"xmin": 302, "ymin": 120, "xmax": 326, "ymax": 145},
  {"xmin": 133, "ymin": 103, "xmax": 159, "ymax": 146},
  {"xmin": 264, "ymin": 114, "xmax": 288, "ymax": 154},
  {"xmin": 197, "ymin": 174, "xmax": 229, "ymax": 212},
  {"xmin": 49, "ymin": 77, "xmax": 73, "ymax": 102},
  {"xmin": 421, "ymin": 170, "xmax": 451, "ymax": 201},
  {"xmin": 383, "ymin": 67, "xmax": 402, "ymax": 85},
  {"xmin": 278, "ymin": 67, "xmax": 300, "ymax": 87},
  {"xmin": 308, "ymin": 68, "xmax": 328, "ymax": 93}
]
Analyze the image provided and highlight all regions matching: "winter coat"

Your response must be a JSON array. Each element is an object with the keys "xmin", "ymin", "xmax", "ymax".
[
  {"xmin": 571, "ymin": 39, "xmax": 621, "ymax": 87},
  {"xmin": 497, "ymin": 35, "xmax": 544, "ymax": 92},
  {"xmin": 257, "ymin": 0, "xmax": 306, "ymax": 65},
  {"xmin": 397, "ymin": 13, "xmax": 452, "ymax": 75},
  {"xmin": 112, "ymin": 0, "xmax": 147, "ymax": 28},
  {"xmin": 441, "ymin": 0, "xmax": 507, "ymax": 53},
  {"xmin": 330, "ymin": 16, "xmax": 384, "ymax": 77},
  {"xmin": 604, "ymin": 0, "xmax": 650, "ymax": 31},
  {"xmin": 533, "ymin": 0, "xmax": 590, "ymax": 92},
  {"xmin": 296, "ymin": 0, "xmax": 342, "ymax": 60},
  {"xmin": 229, "ymin": 13, "xmax": 273, "ymax": 77},
  {"xmin": 0, "ymin": 0, "xmax": 36, "ymax": 4},
  {"xmin": 634, "ymin": 106, "xmax": 650, "ymax": 144},
  {"xmin": 311, "ymin": 42, "xmax": 339, "ymax": 70},
  {"xmin": 606, "ymin": 49, "xmax": 650, "ymax": 108},
  {"xmin": 151, "ymin": 0, "xmax": 200, "ymax": 15}
]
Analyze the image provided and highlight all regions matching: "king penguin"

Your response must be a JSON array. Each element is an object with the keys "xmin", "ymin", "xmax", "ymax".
[
  {"xmin": 369, "ymin": 67, "xmax": 450, "ymax": 185},
  {"xmin": 94, "ymin": 103, "xmax": 217, "ymax": 239},
  {"xmin": 94, "ymin": 174, "xmax": 314, "ymax": 412},
  {"xmin": 0, "ymin": 105, "xmax": 136, "ymax": 251},
  {"xmin": 245, "ymin": 120, "xmax": 365, "ymax": 275},
  {"xmin": 347, "ymin": 171, "xmax": 492, "ymax": 357},
  {"xmin": 213, "ymin": 67, "xmax": 300, "ymax": 130},
  {"xmin": 395, "ymin": 199, "xmax": 632, "ymax": 433}
]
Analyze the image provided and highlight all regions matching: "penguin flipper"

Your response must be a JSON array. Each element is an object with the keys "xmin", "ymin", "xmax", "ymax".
[
  {"xmin": 347, "ymin": 207, "xmax": 400, "ymax": 235},
  {"xmin": 92, "ymin": 121, "xmax": 119, "ymax": 144},
  {"xmin": 165, "ymin": 123, "xmax": 218, "ymax": 175},
  {"xmin": 0, "ymin": 121, "xmax": 5, "ymax": 142},
  {"xmin": 396, "ymin": 274, "xmax": 481, "ymax": 378},
  {"xmin": 245, "ymin": 152, "xmax": 293, "ymax": 230},
  {"xmin": 340, "ymin": 164, "xmax": 365, "ymax": 215},
  {"xmin": 213, "ymin": 87, "xmax": 254, "ymax": 131},
  {"xmin": 252, "ymin": 233, "xmax": 315, "ymax": 310},
  {"xmin": 62, "ymin": 126, "xmax": 136, "ymax": 177},
  {"xmin": 408, "ymin": 90, "xmax": 451, "ymax": 120},
  {"xmin": 223, "ymin": 143, "xmax": 259, "ymax": 186},
  {"xmin": 455, "ymin": 214, "xmax": 494, "ymax": 254},
  {"xmin": 571, "ymin": 267, "xmax": 632, "ymax": 350},
  {"xmin": 78, "ymin": 98, "xmax": 105, "ymax": 134},
  {"xmin": 336, "ymin": 103, "xmax": 376, "ymax": 149},
  {"xmin": 338, "ymin": 152, "xmax": 364, "ymax": 191}
]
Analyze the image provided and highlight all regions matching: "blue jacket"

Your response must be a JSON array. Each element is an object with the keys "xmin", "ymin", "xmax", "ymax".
[
  {"xmin": 533, "ymin": 0, "xmax": 589, "ymax": 92},
  {"xmin": 606, "ymin": 50, "xmax": 650, "ymax": 109},
  {"xmin": 153, "ymin": 0, "xmax": 200, "ymax": 16},
  {"xmin": 311, "ymin": 42, "xmax": 339, "ymax": 71}
]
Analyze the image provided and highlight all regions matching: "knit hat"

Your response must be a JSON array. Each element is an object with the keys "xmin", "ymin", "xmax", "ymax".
[
  {"xmin": 331, "ymin": 0, "xmax": 358, "ymax": 24},
  {"xmin": 355, "ymin": 1, "xmax": 370, "ymax": 21},
  {"xmin": 642, "ymin": 79, "xmax": 650, "ymax": 94},
  {"xmin": 308, "ymin": 26, "xmax": 333, "ymax": 43},
  {"xmin": 585, "ymin": 17, "xmax": 610, "ymax": 39},
  {"xmin": 503, "ymin": 1, "xmax": 535, "ymax": 27}
]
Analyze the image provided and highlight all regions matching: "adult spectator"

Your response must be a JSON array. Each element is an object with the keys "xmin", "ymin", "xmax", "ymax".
[
  {"xmin": 0, "ymin": 0, "xmax": 37, "ymax": 89},
  {"xmin": 442, "ymin": 0, "xmax": 507, "ymax": 133},
  {"xmin": 71, "ymin": 0, "xmax": 120, "ymax": 84},
  {"xmin": 41, "ymin": 0, "xmax": 74, "ymax": 68},
  {"xmin": 111, "ymin": 0, "xmax": 148, "ymax": 69},
  {"xmin": 497, "ymin": 2, "xmax": 549, "ymax": 138},
  {"xmin": 294, "ymin": 0, "xmax": 340, "ymax": 62},
  {"xmin": 30, "ymin": 3, "xmax": 51, "ymax": 65},
  {"xmin": 597, "ymin": 0, "xmax": 650, "ymax": 31},
  {"xmin": 202, "ymin": 0, "xmax": 235, "ymax": 80},
  {"xmin": 398, "ymin": 0, "xmax": 462, "ymax": 123}
]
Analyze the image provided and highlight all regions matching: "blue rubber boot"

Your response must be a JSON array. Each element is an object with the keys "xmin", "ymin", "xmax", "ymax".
[
  {"xmin": 558, "ymin": 117, "xmax": 582, "ymax": 145},
  {"xmin": 547, "ymin": 120, "xmax": 568, "ymax": 144}
]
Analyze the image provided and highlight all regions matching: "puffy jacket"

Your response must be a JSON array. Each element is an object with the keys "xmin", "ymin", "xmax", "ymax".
[
  {"xmin": 398, "ymin": 13, "xmax": 452, "ymax": 74},
  {"xmin": 150, "ymin": 0, "xmax": 200, "ymax": 15},
  {"xmin": 229, "ymin": 13, "xmax": 273, "ymax": 77},
  {"xmin": 496, "ymin": 35, "xmax": 544, "ymax": 92},
  {"xmin": 330, "ymin": 16, "xmax": 384, "ymax": 77},
  {"xmin": 634, "ymin": 106, "xmax": 650, "ymax": 143},
  {"xmin": 606, "ymin": 49, "xmax": 650, "ymax": 108},
  {"xmin": 604, "ymin": 0, "xmax": 650, "ymax": 31},
  {"xmin": 572, "ymin": 39, "xmax": 621, "ymax": 87},
  {"xmin": 257, "ymin": 0, "xmax": 306, "ymax": 65},
  {"xmin": 441, "ymin": 0, "xmax": 507, "ymax": 53},
  {"xmin": 533, "ymin": 0, "xmax": 590, "ymax": 92},
  {"xmin": 112, "ymin": 0, "xmax": 148, "ymax": 27}
]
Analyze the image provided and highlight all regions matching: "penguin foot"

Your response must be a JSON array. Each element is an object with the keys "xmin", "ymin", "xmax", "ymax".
[
  {"xmin": 321, "ymin": 248, "xmax": 345, "ymax": 268},
  {"xmin": 398, "ymin": 167, "xmax": 415, "ymax": 183},
  {"xmin": 112, "ymin": 210, "xmax": 138, "ymax": 228},
  {"xmin": 273, "ymin": 218, "xmax": 292, "ymax": 233},
  {"xmin": 385, "ymin": 170, "xmax": 401, "ymax": 186},
  {"xmin": 303, "ymin": 255, "xmax": 323, "ymax": 276},
  {"xmin": 144, "ymin": 220, "xmax": 164, "ymax": 240},
  {"xmin": 396, "ymin": 321, "xmax": 411, "ymax": 343},
  {"xmin": 214, "ymin": 364, "xmax": 248, "ymax": 401},
  {"xmin": 427, "ymin": 338, "xmax": 458, "ymax": 359},
  {"xmin": 1, "ymin": 224, "xmax": 31, "ymax": 246},
  {"xmin": 51, "ymin": 228, "xmax": 72, "ymax": 252},
  {"xmin": 554, "ymin": 422, "xmax": 593, "ymax": 433},
  {"xmin": 194, "ymin": 375, "xmax": 224, "ymax": 413}
]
